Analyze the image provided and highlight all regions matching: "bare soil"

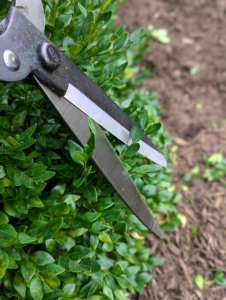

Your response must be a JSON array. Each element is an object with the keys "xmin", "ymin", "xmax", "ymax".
[{"xmin": 118, "ymin": 0, "xmax": 226, "ymax": 299}]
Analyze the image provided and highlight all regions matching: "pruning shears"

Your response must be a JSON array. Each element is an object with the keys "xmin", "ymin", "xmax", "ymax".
[{"xmin": 0, "ymin": 0, "xmax": 167, "ymax": 238}]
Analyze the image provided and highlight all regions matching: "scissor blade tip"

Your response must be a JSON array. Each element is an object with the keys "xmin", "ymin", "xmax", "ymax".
[
  {"xmin": 150, "ymin": 222, "xmax": 163, "ymax": 239},
  {"xmin": 156, "ymin": 153, "xmax": 167, "ymax": 168}
]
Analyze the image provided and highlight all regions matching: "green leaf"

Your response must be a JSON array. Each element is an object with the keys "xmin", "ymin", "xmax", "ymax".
[
  {"xmin": 91, "ymin": 221, "xmax": 107, "ymax": 233},
  {"xmin": 27, "ymin": 197, "xmax": 44, "ymax": 208},
  {"xmin": 30, "ymin": 251, "xmax": 55, "ymax": 266},
  {"xmin": 14, "ymin": 199, "xmax": 28, "ymax": 214},
  {"xmin": 30, "ymin": 274, "xmax": 44, "ymax": 300},
  {"xmin": 136, "ymin": 272, "xmax": 153, "ymax": 292},
  {"xmin": 84, "ymin": 212, "xmax": 101, "ymax": 222},
  {"xmin": 45, "ymin": 239, "xmax": 57, "ymax": 253},
  {"xmin": 140, "ymin": 110, "xmax": 149, "ymax": 130},
  {"xmin": 195, "ymin": 273, "xmax": 204, "ymax": 290},
  {"xmin": 0, "ymin": 224, "xmax": 17, "ymax": 248},
  {"xmin": 123, "ymin": 143, "xmax": 140, "ymax": 157},
  {"xmin": 68, "ymin": 140, "xmax": 88, "ymax": 166},
  {"xmin": 78, "ymin": 2, "xmax": 88, "ymax": 17},
  {"xmin": 79, "ymin": 280, "xmax": 98, "ymax": 298},
  {"xmin": 113, "ymin": 33, "xmax": 129, "ymax": 52},
  {"xmin": 79, "ymin": 259, "xmax": 101, "ymax": 273},
  {"xmin": 83, "ymin": 184, "xmax": 97, "ymax": 201},
  {"xmin": 13, "ymin": 274, "xmax": 26, "ymax": 298},
  {"xmin": 151, "ymin": 27, "xmax": 170, "ymax": 44},
  {"xmin": 68, "ymin": 245, "xmax": 91, "ymax": 260},
  {"xmin": 129, "ymin": 28, "xmax": 145, "ymax": 46},
  {"xmin": 90, "ymin": 235, "xmax": 99, "ymax": 251},
  {"xmin": 40, "ymin": 264, "xmax": 65, "ymax": 278},
  {"xmin": 27, "ymin": 220, "xmax": 48, "ymax": 237},
  {"xmin": 44, "ymin": 277, "xmax": 60, "ymax": 288},
  {"xmin": 0, "ymin": 0, "xmax": 8, "ymax": 12},
  {"xmin": 56, "ymin": 0, "xmax": 69, "ymax": 9},
  {"xmin": 42, "ymin": 217, "xmax": 63, "ymax": 240},
  {"xmin": 99, "ymin": 232, "xmax": 112, "ymax": 244},
  {"xmin": 130, "ymin": 123, "xmax": 144, "ymax": 143},
  {"xmin": 96, "ymin": 11, "xmax": 112, "ymax": 25},
  {"xmin": 12, "ymin": 110, "xmax": 27, "ymax": 127},
  {"xmin": 0, "ymin": 212, "xmax": 9, "ymax": 225},
  {"xmin": 113, "ymin": 62, "xmax": 128, "ymax": 77},
  {"xmin": 109, "ymin": 264, "xmax": 124, "ymax": 276},
  {"xmin": 0, "ymin": 116, "xmax": 11, "ymax": 130},
  {"xmin": 4, "ymin": 202, "xmax": 20, "ymax": 218},
  {"xmin": 18, "ymin": 232, "xmax": 38, "ymax": 244},
  {"xmin": 213, "ymin": 270, "xmax": 226, "ymax": 286},
  {"xmin": 134, "ymin": 164, "xmax": 162, "ymax": 174},
  {"xmin": 0, "ymin": 251, "xmax": 9, "ymax": 269},
  {"xmin": 190, "ymin": 64, "xmax": 201, "ymax": 75},
  {"xmin": 64, "ymin": 236, "xmax": 75, "ymax": 252},
  {"xmin": 115, "ymin": 243, "xmax": 128, "ymax": 257},
  {"xmin": 190, "ymin": 225, "xmax": 199, "ymax": 236},
  {"xmin": 105, "ymin": 274, "xmax": 118, "ymax": 292},
  {"xmin": 67, "ymin": 227, "xmax": 88, "ymax": 238},
  {"xmin": 51, "ymin": 183, "xmax": 66, "ymax": 196},
  {"xmin": 145, "ymin": 123, "xmax": 161, "ymax": 135},
  {"xmin": 63, "ymin": 282, "xmax": 76, "ymax": 296},
  {"xmin": 0, "ymin": 267, "xmax": 6, "ymax": 279},
  {"xmin": 69, "ymin": 41, "xmax": 85, "ymax": 58},
  {"xmin": 8, "ymin": 256, "xmax": 18, "ymax": 269},
  {"xmin": 115, "ymin": 274, "xmax": 131, "ymax": 289},
  {"xmin": 149, "ymin": 257, "xmax": 164, "ymax": 266},
  {"xmin": 93, "ymin": 198, "xmax": 114, "ymax": 211},
  {"xmin": 20, "ymin": 123, "xmax": 37, "ymax": 140},
  {"xmin": 103, "ymin": 209, "xmax": 121, "ymax": 223},
  {"xmin": 88, "ymin": 296, "xmax": 102, "ymax": 300},
  {"xmin": 21, "ymin": 260, "xmax": 36, "ymax": 282},
  {"xmin": 100, "ymin": 0, "xmax": 111, "ymax": 12},
  {"xmin": 0, "ymin": 166, "xmax": 6, "ymax": 179},
  {"xmin": 103, "ymin": 284, "xmax": 114, "ymax": 300},
  {"xmin": 85, "ymin": 133, "xmax": 96, "ymax": 156},
  {"xmin": 68, "ymin": 261, "xmax": 83, "ymax": 273}
]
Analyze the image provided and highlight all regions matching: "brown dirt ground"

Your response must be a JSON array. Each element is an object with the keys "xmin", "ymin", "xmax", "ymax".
[{"xmin": 118, "ymin": 0, "xmax": 226, "ymax": 299}]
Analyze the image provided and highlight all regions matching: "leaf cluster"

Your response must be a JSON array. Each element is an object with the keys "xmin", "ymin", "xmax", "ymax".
[
  {"xmin": 203, "ymin": 152, "xmax": 226, "ymax": 182},
  {"xmin": 0, "ymin": 0, "xmax": 180, "ymax": 299}
]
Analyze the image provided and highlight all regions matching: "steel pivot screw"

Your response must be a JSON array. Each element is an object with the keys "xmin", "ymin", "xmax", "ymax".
[
  {"xmin": 37, "ymin": 42, "xmax": 61, "ymax": 71},
  {"xmin": 3, "ymin": 50, "xmax": 20, "ymax": 71}
]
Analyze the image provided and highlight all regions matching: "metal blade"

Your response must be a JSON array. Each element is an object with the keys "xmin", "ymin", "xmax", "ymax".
[
  {"xmin": 12, "ymin": 0, "xmax": 45, "ymax": 33},
  {"xmin": 65, "ymin": 84, "xmax": 167, "ymax": 167},
  {"xmin": 33, "ymin": 76, "xmax": 163, "ymax": 238}
]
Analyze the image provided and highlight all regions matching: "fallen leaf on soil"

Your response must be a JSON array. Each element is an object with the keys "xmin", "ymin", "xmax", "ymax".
[
  {"xmin": 156, "ymin": 213, "xmax": 168, "ymax": 224},
  {"xmin": 183, "ymin": 204, "xmax": 199, "ymax": 222},
  {"xmin": 194, "ymin": 289, "xmax": 203, "ymax": 300},
  {"xmin": 215, "ymin": 197, "xmax": 222, "ymax": 208},
  {"xmin": 167, "ymin": 243, "xmax": 181, "ymax": 256},
  {"xmin": 179, "ymin": 259, "xmax": 193, "ymax": 289},
  {"xmin": 182, "ymin": 38, "xmax": 194, "ymax": 45},
  {"xmin": 130, "ymin": 232, "xmax": 144, "ymax": 240},
  {"xmin": 174, "ymin": 136, "xmax": 189, "ymax": 146}
]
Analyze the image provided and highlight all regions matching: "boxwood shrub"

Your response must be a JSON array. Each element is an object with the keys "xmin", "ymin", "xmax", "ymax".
[{"xmin": 0, "ymin": 0, "xmax": 181, "ymax": 299}]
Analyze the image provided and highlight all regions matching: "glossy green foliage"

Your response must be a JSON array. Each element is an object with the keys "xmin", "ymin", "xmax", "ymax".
[
  {"xmin": 203, "ymin": 153, "xmax": 226, "ymax": 182},
  {"xmin": 0, "ymin": 0, "xmax": 180, "ymax": 299}
]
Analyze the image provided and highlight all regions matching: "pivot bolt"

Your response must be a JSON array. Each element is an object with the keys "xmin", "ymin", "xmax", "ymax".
[
  {"xmin": 3, "ymin": 50, "xmax": 20, "ymax": 71},
  {"xmin": 37, "ymin": 42, "xmax": 61, "ymax": 71}
]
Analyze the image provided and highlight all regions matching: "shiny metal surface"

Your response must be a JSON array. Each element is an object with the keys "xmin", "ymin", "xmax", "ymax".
[
  {"xmin": 65, "ymin": 84, "xmax": 167, "ymax": 167},
  {"xmin": 34, "ymin": 76, "xmax": 163, "ymax": 238},
  {"xmin": 12, "ymin": 0, "xmax": 45, "ymax": 32},
  {"xmin": 3, "ymin": 49, "xmax": 20, "ymax": 71}
]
